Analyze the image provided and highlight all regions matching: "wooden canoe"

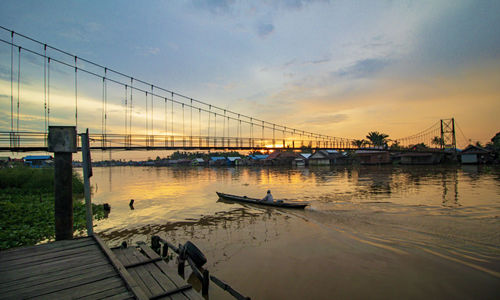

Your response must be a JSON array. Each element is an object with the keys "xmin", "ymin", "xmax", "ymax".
[{"xmin": 216, "ymin": 192, "xmax": 308, "ymax": 209}]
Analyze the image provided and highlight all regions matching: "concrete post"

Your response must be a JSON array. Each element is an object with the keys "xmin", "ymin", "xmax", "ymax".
[{"xmin": 48, "ymin": 126, "xmax": 77, "ymax": 240}]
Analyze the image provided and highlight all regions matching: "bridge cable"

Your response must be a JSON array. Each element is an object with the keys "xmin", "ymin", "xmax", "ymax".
[
  {"xmin": 17, "ymin": 46, "xmax": 21, "ymax": 136},
  {"xmin": 151, "ymin": 85, "xmax": 154, "ymax": 140},
  {"xmin": 198, "ymin": 108, "xmax": 201, "ymax": 146},
  {"xmin": 145, "ymin": 91, "xmax": 148, "ymax": 141},
  {"xmin": 223, "ymin": 110, "xmax": 226, "ymax": 146},
  {"xmin": 190, "ymin": 99, "xmax": 193, "ymax": 146},
  {"xmin": 208, "ymin": 105, "xmax": 211, "ymax": 145},
  {"xmin": 171, "ymin": 92, "xmax": 173, "ymax": 146},
  {"xmin": 10, "ymin": 31, "xmax": 13, "ymax": 134},
  {"xmin": 124, "ymin": 85, "xmax": 128, "ymax": 139},
  {"xmin": 43, "ymin": 44, "xmax": 47, "ymax": 138},
  {"xmin": 47, "ymin": 57, "xmax": 50, "ymax": 127},
  {"xmin": 130, "ymin": 78, "xmax": 134, "ymax": 141},
  {"xmin": 0, "ymin": 27, "xmax": 353, "ymax": 142},
  {"xmin": 74, "ymin": 56, "xmax": 78, "ymax": 131},
  {"xmin": 164, "ymin": 97, "xmax": 167, "ymax": 146},
  {"xmin": 182, "ymin": 103, "xmax": 185, "ymax": 147}
]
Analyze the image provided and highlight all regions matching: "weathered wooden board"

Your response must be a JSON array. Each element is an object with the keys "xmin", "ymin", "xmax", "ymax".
[{"xmin": 0, "ymin": 235, "xmax": 145, "ymax": 300}]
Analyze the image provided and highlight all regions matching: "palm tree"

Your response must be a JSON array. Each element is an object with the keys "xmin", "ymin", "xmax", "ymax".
[
  {"xmin": 366, "ymin": 131, "xmax": 389, "ymax": 147},
  {"xmin": 431, "ymin": 136, "xmax": 445, "ymax": 148},
  {"xmin": 352, "ymin": 139, "xmax": 366, "ymax": 148}
]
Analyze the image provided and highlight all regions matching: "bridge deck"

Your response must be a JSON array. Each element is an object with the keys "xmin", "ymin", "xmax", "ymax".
[{"xmin": 0, "ymin": 235, "xmax": 201, "ymax": 300}]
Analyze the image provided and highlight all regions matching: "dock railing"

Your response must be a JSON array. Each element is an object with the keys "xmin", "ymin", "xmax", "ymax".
[{"xmin": 151, "ymin": 235, "xmax": 251, "ymax": 300}]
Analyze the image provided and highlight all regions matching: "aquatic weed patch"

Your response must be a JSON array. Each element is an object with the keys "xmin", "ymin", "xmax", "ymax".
[{"xmin": 0, "ymin": 167, "xmax": 104, "ymax": 250}]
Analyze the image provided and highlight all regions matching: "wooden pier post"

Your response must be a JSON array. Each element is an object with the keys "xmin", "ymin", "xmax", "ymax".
[
  {"xmin": 81, "ymin": 129, "xmax": 93, "ymax": 236},
  {"xmin": 202, "ymin": 269, "xmax": 210, "ymax": 295},
  {"xmin": 48, "ymin": 126, "xmax": 77, "ymax": 240}
]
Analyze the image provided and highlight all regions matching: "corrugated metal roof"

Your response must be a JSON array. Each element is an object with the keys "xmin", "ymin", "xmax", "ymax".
[
  {"xmin": 210, "ymin": 156, "xmax": 226, "ymax": 161},
  {"xmin": 227, "ymin": 157, "xmax": 241, "ymax": 161},
  {"xmin": 300, "ymin": 153, "xmax": 312, "ymax": 159},
  {"xmin": 23, "ymin": 155, "xmax": 52, "ymax": 160}
]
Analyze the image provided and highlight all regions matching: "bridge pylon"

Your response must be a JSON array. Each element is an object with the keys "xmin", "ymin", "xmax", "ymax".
[{"xmin": 440, "ymin": 118, "xmax": 456, "ymax": 149}]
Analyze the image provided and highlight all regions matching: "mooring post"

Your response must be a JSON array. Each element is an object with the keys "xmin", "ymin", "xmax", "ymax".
[
  {"xmin": 151, "ymin": 235, "xmax": 161, "ymax": 254},
  {"xmin": 177, "ymin": 244, "xmax": 185, "ymax": 277},
  {"xmin": 202, "ymin": 269, "xmax": 210, "ymax": 295},
  {"xmin": 80, "ymin": 129, "xmax": 93, "ymax": 236},
  {"xmin": 48, "ymin": 126, "xmax": 77, "ymax": 241},
  {"xmin": 162, "ymin": 243, "xmax": 168, "ymax": 258}
]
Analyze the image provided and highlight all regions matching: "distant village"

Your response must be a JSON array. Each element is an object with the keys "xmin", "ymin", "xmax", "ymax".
[
  {"xmin": 1, "ymin": 145, "xmax": 498, "ymax": 169},
  {"xmin": 2, "ymin": 131, "xmax": 498, "ymax": 168}
]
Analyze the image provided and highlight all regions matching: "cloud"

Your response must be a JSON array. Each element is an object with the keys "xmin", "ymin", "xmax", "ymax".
[
  {"xmin": 299, "ymin": 113, "xmax": 349, "ymax": 125},
  {"xmin": 414, "ymin": 1, "xmax": 500, "ymax": 68},
  {"xmin": 191, "ymin": 0, "xmax": 236, "ymax": 15},
  {"xmin": 334, "ymin": 58, "xmax": 390, "ymax": 79},
  {"xmin": 135, "ymin": 46, "xmax": 161, "ymax": 56},
  {"xmin": 257, "ymin": 23, "xmax": 274, "ymax": 38}
]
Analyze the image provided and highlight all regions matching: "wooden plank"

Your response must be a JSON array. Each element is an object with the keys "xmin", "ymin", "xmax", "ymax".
[
  {"xmin": 0, "ymin": 243, "xmax": 100, "ymax": 270},
  {"xmin": 1, "ymin": 263, "xmax": 113, "ymax": 294},
  {"xmin": 75, "ymin": 286, "xmax": 130, "ymax": 300},
  {"xmin": 0, "ymin": 251, "xmax": 106, "ymax": 283},
  {"xmin": 119, "ymin": 247, "xmax": 165, "ymax": 298},
  {"xmin": 0, "ymin": 238, "xmax": 95, "ymax": 262},
  {"xmin": 113, "ymin": 248, "xmax": 156, "ymax": 299},
  {"xmin": 134, "ymin": 245, "xmax": 188, "ymax": 300},
  {"xmin": 31, "ymin": 276, "xmax": 128, "ymax": 300},
  {"xmin": 93, "ymin": 234, "xmax": 148, "ymax": 300},
  {"xmin": 103, "ymin": 292, "xmax": 137, "ymax": 300},
  {"xmin": 138, "ymin": 243, "xmax": 203, "ymax": 300},
  {"xmin": 0, "ymin": 259, "xmax": 108, "ymax": 290},
  {"xmin": 0, "ymin": 269, "xmax": 117, "ymax": 299}
]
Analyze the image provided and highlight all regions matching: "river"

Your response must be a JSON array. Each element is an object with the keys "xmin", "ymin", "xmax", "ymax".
[{"xmin": 81, "ymin": 165, "xmax": 500, "ymax": 299}]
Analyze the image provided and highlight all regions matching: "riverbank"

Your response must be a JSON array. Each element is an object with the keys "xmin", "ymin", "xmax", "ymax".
[{"xmin": 0, "ymin": 167, "xmax": 106, "ymax": 250}]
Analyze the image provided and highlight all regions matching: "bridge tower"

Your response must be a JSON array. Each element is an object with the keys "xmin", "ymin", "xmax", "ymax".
[{"xmin": 440, "ymin": 118, "xmax": 456, "ymax": 149}]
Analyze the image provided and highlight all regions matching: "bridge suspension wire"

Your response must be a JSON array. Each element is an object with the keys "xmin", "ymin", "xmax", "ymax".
[
  {"xmin": 130, "ymin": 78, "xmax": 134, "ymax": 139},
  {"xmin": 2, "ymin": 35, "xmax": 344, "ymax": 146},
  {"xmin": 0, "ymin": 26, "xmax": 352, "ymax": 143},
  {"xmin": 207, "ymin": 105, "xmax": 211, "ymax": 143},
  {"xmin": 455, "ymin": 121, "xmax": 470, "ymax": 148},
  {"xmin": 17, "ymin": 46, "xmax": 21, "ymax": 135},
  {"xmin": 171, "ymin": 92, "xmax": 174, "ymax": 146},
  {"xmin": 74, "ymin": 56, "xmax": 78, "ymax": 130},
  {"xmin": 43, "ymin": 44, "xmax": 47, "ymax": 138},
  {"xmin": 10, "ymin": 31, "xmax": 13, "ymax": 134},
  {"xmin": 151, "ymin": 85, "xmax": 154, "ymax": 137},
  {"xmin": 47, "ymin": 57, "xmax": 51, "ymax": 127},
  {"xmin": 124, "ymin": 85, "xmax": 128, "ymax": 138},
  {"xmin": 190, "ymin": 99, "xmax": 193, "ymax": 146},
  {"xmin": 145, "ymin": 91, "xmax": 148, "ymax": 139}
]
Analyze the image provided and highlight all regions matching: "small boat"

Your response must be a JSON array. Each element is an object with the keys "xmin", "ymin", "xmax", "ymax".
[{"xmin": 216, "ymin": 192, "xmax": 308, "ymax": 209}]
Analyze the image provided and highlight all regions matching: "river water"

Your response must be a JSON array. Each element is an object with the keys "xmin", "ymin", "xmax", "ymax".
[{"xmin": 82, "ymin": 165, "xmax": 500, "ymax": 299}]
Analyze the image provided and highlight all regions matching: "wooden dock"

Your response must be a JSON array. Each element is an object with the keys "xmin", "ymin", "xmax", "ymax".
[{"xmin": 0, "ymin": 235, "xmax": 203, "ymax": 300}]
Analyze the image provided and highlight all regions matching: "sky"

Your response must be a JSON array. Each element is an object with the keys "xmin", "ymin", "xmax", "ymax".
[{"xmin": 0, "ymin": 0, "xmax": 499, "ymax": 151}]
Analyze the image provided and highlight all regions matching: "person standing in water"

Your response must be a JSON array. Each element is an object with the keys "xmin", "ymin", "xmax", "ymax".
[{"xmin": 262, "ymin": 190, "xmax": 274, "ymax": 203}]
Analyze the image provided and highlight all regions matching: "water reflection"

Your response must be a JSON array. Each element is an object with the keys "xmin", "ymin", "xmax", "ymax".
[{"xmin": 83, "ymin": 165, "xmax": 500, "ymax": 299}]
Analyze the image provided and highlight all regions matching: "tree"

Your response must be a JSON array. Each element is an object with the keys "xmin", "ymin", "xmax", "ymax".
[
  {"xmin": 366, "ymin": 131, "xmax": 389, "ymax": 147},
  {"xmin": 352, "ymin": 139, "xmax": 366, "ymax": 148},
  {"xmin": 486, "ymin": 132, "xmax": 500, "ymax": 157},
  {"xmin": 431, "ymin": 136, "xmax": 445, "ymax": 148}
]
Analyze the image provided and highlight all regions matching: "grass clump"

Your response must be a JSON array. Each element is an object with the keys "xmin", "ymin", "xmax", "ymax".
[{"xmin": 0, "ymin": 167, "xmax": 104, "ymax": 250}]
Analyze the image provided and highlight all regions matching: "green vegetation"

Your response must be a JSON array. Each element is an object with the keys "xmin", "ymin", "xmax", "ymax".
[
  {"xmin": 352, "ymin": 139, "xmax": 367, "ymax": 147},
  {"xmin": 366, "ymin": 131, "xmax": 389, "ymax": 147},
  {"xmin": 0, "ymin": 167, "xmax": 106, "ymax": 250}
]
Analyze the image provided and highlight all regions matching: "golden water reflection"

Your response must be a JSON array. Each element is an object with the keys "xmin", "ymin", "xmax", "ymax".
[{"xmin": 81, "ymin": 165, "xmax": 500, "ymax": 299}]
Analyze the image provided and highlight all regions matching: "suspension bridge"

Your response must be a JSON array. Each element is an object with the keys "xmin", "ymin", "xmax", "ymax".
[{"xmin": 0, "ymin": 27, "xmax": 461, "ymax": 153}]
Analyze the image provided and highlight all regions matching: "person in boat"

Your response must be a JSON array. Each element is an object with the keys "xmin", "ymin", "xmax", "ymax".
[{"xmin": 261, "ymin": 190, "xmax": 274, "ymax": 203}]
